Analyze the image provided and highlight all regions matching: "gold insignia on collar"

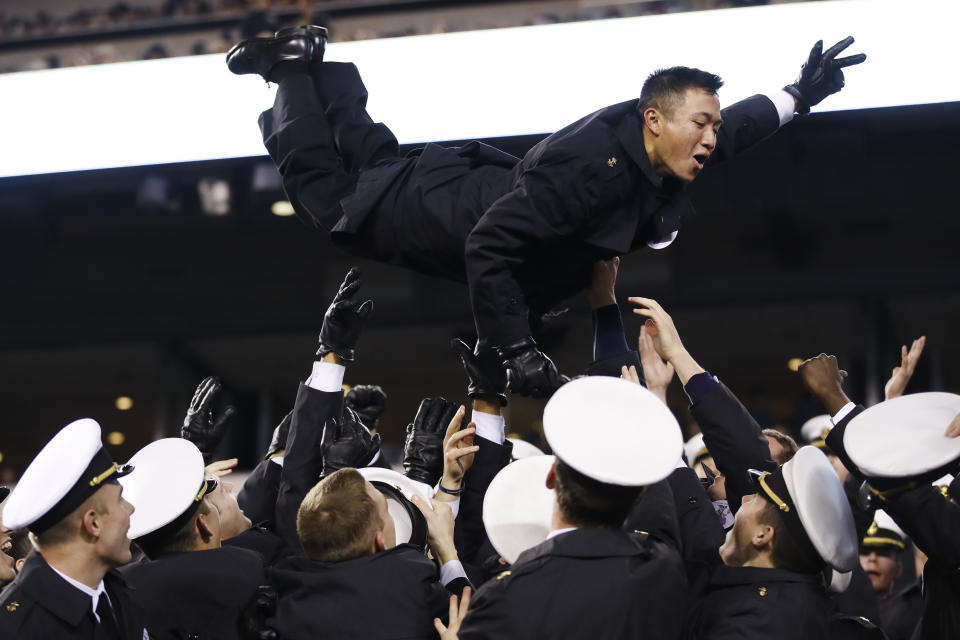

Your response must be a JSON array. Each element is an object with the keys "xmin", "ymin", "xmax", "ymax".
[
  {"xmin": 607, "ymin": 157, "xmax": 617, "ymax": 167},
  {"xmin": 757, "ymin": 587, "xmax": 767, "ymax": 597},
  {"xmin": 496, "ymin": 570, "xmax": 512, "ymax": 580},
  {"xmin": 867, "ymin": 521, "xmax": 879, "ymax": 536},
  {"xmin": 5, "ymin": 602, "xmax": 19, "ymax": 612}
]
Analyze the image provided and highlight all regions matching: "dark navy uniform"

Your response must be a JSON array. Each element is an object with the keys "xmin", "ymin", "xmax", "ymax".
[
  {"xmin": 261, "ymin": 63, "xmax": 783, "ymax": 345},
  {"xmin": 266, "ymin": 544, "xmax": 461, "ymax": 640},
  {"xmin": 0, "ymin": 550, "xmax": 147, "ymax": 640},
  {"xmin": 879, "ymin": 581, "xmax": 922, "ymax": 640},
  {"xmin": 119, "ymin": 546, "xmax": 265, "ymax": 640},
  {"xmin": 457, "ymin": 528, "xmax": 685, "ymax": 640}
]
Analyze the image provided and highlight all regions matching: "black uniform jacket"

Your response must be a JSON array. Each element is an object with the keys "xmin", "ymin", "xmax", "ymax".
[
  {"xmin": 826, "ymin": 405, "xmax": 960, "ymax": 640},
  {"xmin": 880, "ymin": 581, "xmax": 922, "ymax": 640},
  {"xmin": 0, "ymin": 550, "xmax": 147, "ymax": 640},
  {"xmin": 266, "ymin": 544, "xmax": 454, "ymax": 640},
  {"xmin": 457, "ymin": 528, "xmax": 686, "ymax": 640},
  {"xmin": 120, "ymin": 546, "xmax": 266, "ymax": 640},
  {"xmin": 237, "ymin": 459, "xmax": 282, "ymax": 526}
]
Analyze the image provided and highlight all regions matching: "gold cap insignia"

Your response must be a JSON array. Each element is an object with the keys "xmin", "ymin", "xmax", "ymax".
[
  {"xmin": 607, "ymin": 157, "xmax": 617, "ymax": 167},
  {"xmin": 867, "ymin": 521, "xmax": 879, "ymax": 536},
  {"xmin": 5, "ymin": 602, "xmax": 19, "ymax": 612},
  {"xmin": 757, "ymin": 587, "xmax": 767, "ymax": 597}
]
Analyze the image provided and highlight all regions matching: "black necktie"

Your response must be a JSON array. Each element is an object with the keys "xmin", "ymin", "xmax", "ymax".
[{"xmin": 94, "ymin": 595, "xmax": 121, "ymax": 640}]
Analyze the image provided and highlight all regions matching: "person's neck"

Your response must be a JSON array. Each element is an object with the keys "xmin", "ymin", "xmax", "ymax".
[
  {"xmin": 41, "ymin": 544, "xmax": 108, "ymax": 590},
  {"xmin": 740, "ymin": 556, "xmax": 777, "ymax": 569},
  {"xmin": 550, "ymin": 504, "xmax": 577, "ymax": 533}
]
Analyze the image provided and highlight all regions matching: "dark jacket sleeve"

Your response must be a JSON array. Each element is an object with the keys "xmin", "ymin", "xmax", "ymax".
[
  {"xmin": 827, "ymin": 406, "xmax": 960, "ymax": 570},
  {"xmin": 455, "ymin": 436, "xmax": 513, "ymax": 565},
  {"xmin": 709, "ymin": 94, "xmax": 782, "ymax": 167},
  {"xmin": 274, "ymin": 383, "xmax": 344, "ymax": 554},
  {"xmin": 465, "ymin": 153, "xmax": 593, "ymax": 346},
  {"xmin": 238, "ymin": 459, "xmax": 284, "ymax": 526},
  {"xmin": 690, "ymin": 380, "xmax": 777, "ymax": 513},
  {"xmin": 624, "ymin": 477, "xmax": 681, "ymax": 552}
]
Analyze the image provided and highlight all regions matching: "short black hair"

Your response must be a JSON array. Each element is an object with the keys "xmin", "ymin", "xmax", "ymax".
[
  {"xmin": 553, "ymin": 459, "xmax": 644, "ymax": 529},
  {"xmin": 756, "ymin": 497, "xmax": 824, "ymax": 574},
  {"xmin": 638, "ymin": 66, "xmax": 724, "ymax": 118}
]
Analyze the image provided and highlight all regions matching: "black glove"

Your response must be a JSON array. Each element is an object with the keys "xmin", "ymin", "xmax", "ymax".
[
  {"xmin": 451, "ymin": 338, "xmax": 507, "ymax": 406},
  {"xmin": 238, "ymin": 585, "xmax": 278, "ymax": 640},
  {"xmin": 182, "ymin": 376, "xmax": 236, "ymax": 464},
  {"xmin": 316, "ymin": 267, "xmax": 374, "ymax": 362},
  {"xmin": 403, "ymin": 397, "xmax": 459, "ymax": 486},
  {"xmin": 320, "ymin": 407, "xmax": 382, "ymax": 478},
  {"xmin": 498, "ymin": 337, "xmax": 568, "ymax": 399},
  {"xmin": 784, "ymin": 37, "xmax": 866, "ymax": 115},
  {"xmin": 263, "ymin": 411, "xmax": 292, "ymax": 460},
  {"xmin": 345, "ymin": 385, "xmax": 387, "ymax": 432}
]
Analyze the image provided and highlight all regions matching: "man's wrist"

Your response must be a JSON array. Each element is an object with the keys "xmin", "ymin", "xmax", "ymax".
[
  {"xmin": 321, "ymin": 352, "xmax": 343, "ymax": 365},
  {"xmin": 820, "ymin": 391, "xmax": 853, "ymax": 417},
  {"xmin": 472, "ymin": 397, "xmax": 502, "ymax": 416},
  {"xmin": 669, "ymin": 350, "xmax": 705, "ymax": 385},
  {"xmin": 432, "ymin": 540, "xmax": 459, "ymax": 565}
]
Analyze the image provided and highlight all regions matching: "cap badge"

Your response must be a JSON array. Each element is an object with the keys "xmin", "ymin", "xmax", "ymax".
[
  {"xmin": 867, "ymin": 521, "xmax": 879, "ymax": 536},
  {"xmin": 757, "ymin": 587, "xmax": 767, "ymax": 597},
  {"xmin": 607, "ymin": 157, "xmax": 617, "ymax": 167}
]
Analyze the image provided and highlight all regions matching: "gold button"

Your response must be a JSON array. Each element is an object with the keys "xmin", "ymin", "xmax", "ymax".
[
  {"xmin": 757, "ymin": 587, "xmax": 767, "ymax": 597},
  {"xmin": 607, "ymin": 157, "xmax": 617, "ymax": 167}
]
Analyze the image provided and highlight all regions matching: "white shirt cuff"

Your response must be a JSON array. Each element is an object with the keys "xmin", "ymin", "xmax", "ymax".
[
  {"xmin": 831, "ymin": 402, "xmax": 857, "ymax": 426},
  {"xmin": 473, "ymin": 410, "xmax": 505, "ymax": 445},
  {"xmin": 306, "ymin": 361, "xmax": 345, "ymax": 392},
  {"xmin": 269, "ymin": 456, "xmax": 284, "ymax": 467},
  {"xmin": 368, "ymin": 450, "xmax": 381, "ymax": 466},
  {"xmin": 765, "ymin": 89, "xmax": 797, "ymax": 127},
  {"xmin": 439, "ymin": 559, "xmax": 468, "ymax": 586}
]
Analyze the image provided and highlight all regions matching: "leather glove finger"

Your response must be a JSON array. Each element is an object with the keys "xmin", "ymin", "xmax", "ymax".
[
  {"xmin": 320, "ymin": 417, "xmax": 340, "ymax": 453},
  {"xmin": 821, "ymin": 36, "xmax": 854, "ymax": 62}
]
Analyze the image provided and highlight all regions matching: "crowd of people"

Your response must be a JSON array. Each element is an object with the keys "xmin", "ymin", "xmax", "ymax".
[
  {"xmin": 2, "ymin": 0, "xmax": 783, "ymax": 74},
  {"xmin": 0, "ymin": 261, "xmax": 956, "ymax": 639}
]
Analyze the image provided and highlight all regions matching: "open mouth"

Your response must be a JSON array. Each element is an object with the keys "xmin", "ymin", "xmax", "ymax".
[{"xmin": 693, "ymin": 153, "xmax": 709, "ymax": 169}]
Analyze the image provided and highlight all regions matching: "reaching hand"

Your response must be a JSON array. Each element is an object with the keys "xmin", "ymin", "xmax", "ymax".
[
  {"xmin": 345, "ymin": 384, "xmax": 388, "ymax": 432},
  {"xmin": 410, "ymin": 495, "xmax": 459, "ymax": 564},
  {"xmin": 784, "ymin": 36, "xmax": 866, "ymax": 114},
  {"xmin": 628, "ymin": 297, "xmax": 686, "ymax": 362},
  {"xmin": 451, "ymin": 338, "xmax": 507, "ymax": 405},
  {"xmin": 264, "ymin": 411, "xmax": 292, "ymax": 459},
  {"xmin": 440, "ymin": 406, "xmax": 479, "ymax": 490},
  {"xmin": 316, "ymin": 267, "xmax": 374, "ymax": 362},
  {"xmin": 637, "ymin": 323, "xmax": 675, "ymax": 401},
  {"xmin": 404, "ymin": 398, "xmax": 461, "ymax": 486},
  {"xmin": 498, "ymin": 337, "xmax": 568, "ymax": 398},
  {"xmin": 206, "ymin": 458, "xmax": 239, "ymax": 479},
  {"xmin": 586, "ymin": 257, "xmax": 620, "ymax": 308},
  {"xmin": 946, "ymin": 412, "xmax": 960, "ymax": 439},
  {"xmin": 320, "ymin": 407, "xmax": 382, "ymax": 478},
  {"xmin": 798, "ymin": 354, "xmax": 851, "ymax": 415},
  {"xmin": 884, "ymin": 336, "xmax": 926, "ymax": 400},
  {"xmin": 434, "ymin": 587, "xmax": 472, "ymax": 640},
  {"xmin": 182, "ymin": 376, "xmax": 237, "ymax": 464}
]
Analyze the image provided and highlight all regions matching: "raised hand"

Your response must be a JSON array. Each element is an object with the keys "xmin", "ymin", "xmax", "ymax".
[
  {"xmin": 320, "ymin": 407, "xmax": 382, "ymax": 478},
  {"xmin": 451, "ymin": 338, "xmax": 507, "ymax": 405},
  {"xmin": 498, "ymin": 337, "xmax": 568, "ymax": 399},
  {"xmin": 784, "ymin": 36, "xmax": 866, "ymax": 114},
  {"xmin": 264, "ymin": 411, "xmax": 292, "ymax": 459},
  {"xmin": 798, "ymin": 354, "xmax": 851, "ymax": 415},
  {"xmin": 884, "ymin": 336, "xmax": 926, "ymax": 400},
  {"xmin": 317, "ymin": 267, "xmax": 374, "ymax": 362},
  {"xmin": 345, "ymin": 384, "xmax": 388, "ymax": 432},
  {"xmin": 586, "ymin": 257, "xmax": 620, "ymax": 308},
  {"xmin": 637, "ymin": 323, "xmax": 675, "ymax": 403},
  {"xmin": 182, "ymin": 376, "xmax": 237, "ymax": 464},
  {"xmin": 433, "ymin": 587, "xmax": 472, "ymax": 640},
  {"xmin": 439, "ymin": 405, "xmax": 479, "ymax": 493},
  {"xmin": 404, "ymin": 398, "xmax": 461, "ymax": 486}
]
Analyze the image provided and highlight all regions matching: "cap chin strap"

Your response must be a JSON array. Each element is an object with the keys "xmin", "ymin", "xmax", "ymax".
[{"xmin": 756, "ymin": 472, "xmax": 790, "ymax": 512}]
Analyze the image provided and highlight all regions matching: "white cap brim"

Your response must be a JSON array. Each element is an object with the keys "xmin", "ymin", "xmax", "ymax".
[
  {"xmin": 801, "ymin": 415, "xmax": 832, "ymax": 443},
  {"xmin": 845, "ymin": 393, "xmax": 960, "ymax": 478},
  {"xmin": 357, "ymin": 467, "xmax": 432, "ymax": 545},
  {"xmin": 507, "ymin": 438, "xmax": 545, "ymax": 460},
  {"xmin": 120, "ymin": 438, "xmax": 207, "ymax": 539},
  {"xmin": 483, "ymin": 455, "xmax": 556, "ymax": 564},
  {"xmin": 543, "ymin": 377, "xmax": 682, "ymax": 486}
]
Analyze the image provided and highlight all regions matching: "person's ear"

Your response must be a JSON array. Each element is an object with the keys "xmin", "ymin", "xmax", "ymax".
[
  {"xmin": 81, "ymin": 509, "xmax": 101, "ymax": 540},
  {"xmin": 14, "ymin": 558, "xmax": 24, "ymax": 573},
  {"xmin": 545, "ymin": 462, "xmax": 557, "ymax": 490},
  {"xmin": 196, "ymin": 512, "xmax": 214, "ymax": 544},
  {"xmin": 643, "ymin": 108, "xmax": 663, "ymax": 136},
  {"xmin": 374, "ymin": 531, "xmax": 387, "ymax": 553},
  {"xmin": 751, "ymin": 523, "xmax": 775, "ymax": 551}
]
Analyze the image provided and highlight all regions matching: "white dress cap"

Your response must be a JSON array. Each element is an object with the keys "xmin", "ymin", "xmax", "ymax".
[
  {"xmin": 845, "ymin": 392, "xmax": 960, "ymax": 480},
  {"xmin": 781, "ymin": 446, "xmax": 859, "ymax": 572},
  {"xmin": 482, "ymin": 455, "xmax": 556, "ymax": 564},
  {"xmin": 358, "ymin": 467, "xmax": 432, "ymax": 545},
  {"xmin": 684, "ymin": 432, "xmax": 708, "ymax": 467},
  {"xmin": 872, "ymin": 510, "xmax": 905, "ymax": 539},
  {"xmin": 507, "ymin": 438, "xmax": 545, "ymax": 460},
  {"xmin": 544, "ymin": 377, "xmax": 682, "ymax": 486},
  {"xmin": 119, "ymin": 438, "xmax": 208, "ymax": 539},
  {"xmin": 801, "ymin": 415, "xmax": 832, "ymax": 444},
  {"xmin": 4, "ymin": 419, "xmax": 107, "ymax": 530}
]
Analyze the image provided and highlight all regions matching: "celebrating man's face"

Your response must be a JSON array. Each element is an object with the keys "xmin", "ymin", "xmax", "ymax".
[
  {"xmin": 648, "ymin": 88, "xmax": 722, "ymax": 183},
  {"xmin": 860, "ymin": 548, "xmax": 902, "ymax": 597}
]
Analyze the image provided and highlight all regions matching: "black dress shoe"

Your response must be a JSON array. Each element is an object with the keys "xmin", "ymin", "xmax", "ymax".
[{"xmin": 225, "ymin": 32, "xmax": 321, "ymax": 82}]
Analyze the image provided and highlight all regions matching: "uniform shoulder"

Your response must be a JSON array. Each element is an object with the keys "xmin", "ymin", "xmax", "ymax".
[{"xmin": 0, "ymin": 582, "xmax": 35, "ymax": 638}]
